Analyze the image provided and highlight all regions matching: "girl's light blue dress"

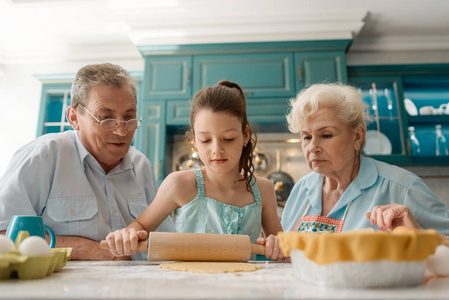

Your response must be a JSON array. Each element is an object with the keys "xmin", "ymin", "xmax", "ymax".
[{"xmin": 173, "ymin": 169, "xmax": 262, "ymax": 245}]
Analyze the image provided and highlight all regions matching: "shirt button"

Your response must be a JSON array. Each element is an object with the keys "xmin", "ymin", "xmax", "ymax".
[
  {"xmin": 71, "ymin": 209, "xmax": 76, "ymax": 216},
  {"xmin": 112, "ymin": 210, "xmax": 117, "ymax": 216}
]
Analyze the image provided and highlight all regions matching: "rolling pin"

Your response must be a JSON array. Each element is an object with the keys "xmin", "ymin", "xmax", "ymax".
[{"xmin": 100, "ymin": 232, "xmax": 266, "ymax": 262}]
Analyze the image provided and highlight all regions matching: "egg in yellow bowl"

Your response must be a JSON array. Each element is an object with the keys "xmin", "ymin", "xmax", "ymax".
[{"xmin": 278, "ymin": 227, "xmax": 441, "ymax": 288}]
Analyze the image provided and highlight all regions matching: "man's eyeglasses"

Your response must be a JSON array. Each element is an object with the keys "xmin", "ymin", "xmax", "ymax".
[{"xmin": 80, "ymin": 105, "xmax": 142, "ymax": 131}]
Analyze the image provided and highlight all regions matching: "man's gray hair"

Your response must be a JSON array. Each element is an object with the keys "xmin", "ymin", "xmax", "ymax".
[{"xmin": 71, "ymin": 63, "xmax": 137, "ymax": 108}]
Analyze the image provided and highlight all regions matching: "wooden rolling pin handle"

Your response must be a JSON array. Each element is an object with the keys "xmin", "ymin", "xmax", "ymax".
[
  {"xmin": 100, "ymin": 240, "xmax": 148, "ymax": 252},
  {"xmin": 250, "ymin": 244, "xmax": 266, "ymax": 255}
]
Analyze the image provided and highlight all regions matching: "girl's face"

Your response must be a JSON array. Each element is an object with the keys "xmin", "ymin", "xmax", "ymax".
[{"xmin": 193, "ymin": 109, "xmax": 249, "ymax": 174}]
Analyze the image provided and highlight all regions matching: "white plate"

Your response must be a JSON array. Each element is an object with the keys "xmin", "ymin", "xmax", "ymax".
[
  {"xmin": 404, "ymin": 98, "xmax": 418, "ymax": 116},
  {"xmin": 364, "ymin": 130, "xmax": 392, "ymax": 155}
]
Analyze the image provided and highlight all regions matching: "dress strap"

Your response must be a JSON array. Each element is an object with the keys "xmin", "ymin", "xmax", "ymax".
[
  {"xmin": 193, "ymin": 169, "xmax": 205, "ymax": 198},
  {"xmin": 250, "ymin": 177, "xmax": 261, "ymax": 205}
]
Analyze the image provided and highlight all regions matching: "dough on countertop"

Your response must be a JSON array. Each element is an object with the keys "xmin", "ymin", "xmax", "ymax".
[{"xmin": 158, "ymin": 262, "xmax": 262, "ymax": 273}]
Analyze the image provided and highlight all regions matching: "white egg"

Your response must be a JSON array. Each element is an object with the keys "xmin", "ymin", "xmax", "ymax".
[
  {"xmin": 18, "ymin": 236, "xmax": 51, "ymax": 256},
  {"xmin": 0, "ymin": 235, "xmax": 16, "ymax": 254},
  {"xmin": 427, "ymin": 245, "xmax": 449, "ymax": 276}
]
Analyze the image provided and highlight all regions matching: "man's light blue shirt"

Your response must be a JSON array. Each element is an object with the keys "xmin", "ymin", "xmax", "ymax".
[
  {"xmin": 281, "ymin": 155, "xmax": 449, "ymax": 235},
  {"xmin": 0, "ymin": 131, "xmax": 174, "ymax": 259}
]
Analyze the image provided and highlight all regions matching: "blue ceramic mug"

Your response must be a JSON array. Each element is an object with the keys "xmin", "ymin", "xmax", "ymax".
[{"xmin": 5, "ymin": 216, "xmax": 56, "ymax": 248}]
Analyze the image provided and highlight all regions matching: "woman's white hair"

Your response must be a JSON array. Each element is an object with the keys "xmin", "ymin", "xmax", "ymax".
[{"xmin": 286, "ymin": 83, "xmax": 372, "ymax": 148}]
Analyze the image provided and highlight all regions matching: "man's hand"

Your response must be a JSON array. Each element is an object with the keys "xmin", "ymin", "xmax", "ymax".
[{"xmin": 55, "ymin": 236, "xmax": 133, "ymax": 260}]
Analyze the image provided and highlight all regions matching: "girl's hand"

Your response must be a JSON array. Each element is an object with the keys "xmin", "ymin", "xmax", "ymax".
[
  {"xmin": 365, "ymin": 204, "xmax": 422, "ymax": 232},
  {"xmin": 257, "ymin": 234, "xmax": 284, "ymax": 261},
  {"xmin": 105, "ymin": 228, "xmax": 148, "ymax": 257}
]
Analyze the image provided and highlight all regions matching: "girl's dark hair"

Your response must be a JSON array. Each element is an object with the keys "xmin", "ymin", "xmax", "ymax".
[{"xmin": 189, "ymin": 80, "xmax": 256, "ymax": 191}]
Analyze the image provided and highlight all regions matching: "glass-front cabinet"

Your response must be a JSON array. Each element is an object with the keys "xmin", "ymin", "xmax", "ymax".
[
  {"xmin": 36, "ymin": 82, "xmax": 73, "ymax": 136},
  {"xmin": 403, "ymin": 75, "xmax": 449, "ymax": 159},
  {"xmin": 349, "ymin": 76, "xmax": 409, "ymax": 163},
  {"xmin": 349, "ymin": 64, "xmax": 449, "ymax": 165}
]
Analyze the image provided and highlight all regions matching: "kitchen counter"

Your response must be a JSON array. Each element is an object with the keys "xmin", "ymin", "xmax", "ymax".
[{"xmin": 1, "ymin": 261, "xmax": 449, "ymax": 300}]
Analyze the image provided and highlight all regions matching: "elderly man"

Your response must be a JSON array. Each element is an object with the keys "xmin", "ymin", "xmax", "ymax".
[{"xmin": 0, "ymin": 63, "xmax": 174, "ymax": 260}]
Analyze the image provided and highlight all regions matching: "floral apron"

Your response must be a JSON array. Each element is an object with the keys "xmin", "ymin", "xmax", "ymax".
[{"xmin": 293, "ymin": 201, "xmax": 352, "ymax": 233}]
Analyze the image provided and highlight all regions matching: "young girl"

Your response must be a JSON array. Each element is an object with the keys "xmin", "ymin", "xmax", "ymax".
[{"xmin": 106, "ymin": 81, "xmax": 283, "ymax": 260}]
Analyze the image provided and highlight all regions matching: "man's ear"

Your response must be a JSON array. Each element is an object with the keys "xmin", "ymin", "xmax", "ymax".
[
  {"xmin": 67, "ymin": 106, "xmax": 79, "ymax": 130},
  {"xmin": 354, "ymin": 125, "xmax": 365, "ymax": 152}
]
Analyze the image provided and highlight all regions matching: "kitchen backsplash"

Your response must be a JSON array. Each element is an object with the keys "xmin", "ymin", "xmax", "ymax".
[{"xmin": 171, "ymin": 132, "xmax": 449, "ymax": 210}]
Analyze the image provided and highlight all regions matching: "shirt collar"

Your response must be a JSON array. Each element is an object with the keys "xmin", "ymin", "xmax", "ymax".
[
  {"xmin": 304, "ymin": 155, "xmax": 378, "ymax": 215},
  {"xmin": 74, "ymin": 130, "xmax": 135, "ymax": 175}
]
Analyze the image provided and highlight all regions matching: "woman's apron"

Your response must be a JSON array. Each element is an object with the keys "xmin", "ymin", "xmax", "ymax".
[{"xmin": 293, "ymin": 201, "xmax": 352, "ymax": 233}]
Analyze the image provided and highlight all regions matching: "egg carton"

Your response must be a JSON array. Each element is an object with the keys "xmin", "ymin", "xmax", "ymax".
[{"xmin": 0, "ymin": 231, "xmax": 72, "ymax": 280}]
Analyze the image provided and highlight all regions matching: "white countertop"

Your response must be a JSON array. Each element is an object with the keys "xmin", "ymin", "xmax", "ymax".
[{"xmin": 1, "ymin": 261, "xmax": 449, "ymax": 299}]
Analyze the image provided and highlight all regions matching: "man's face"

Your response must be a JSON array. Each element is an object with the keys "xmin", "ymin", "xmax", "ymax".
[{"xmin": 71, "ymin": 84, "xmax": 137, "ymax": 173}]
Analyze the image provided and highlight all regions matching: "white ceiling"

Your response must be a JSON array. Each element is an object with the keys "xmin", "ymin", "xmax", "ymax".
[{"xmin": 0, "ymin": 0, "xmax": 449, "ymax": 65}]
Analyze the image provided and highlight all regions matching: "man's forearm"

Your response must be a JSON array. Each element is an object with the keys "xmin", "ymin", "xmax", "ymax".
[
  {"xmin": 1, "ymin": 230, "xmax": 130, "ymax": 261},
  {"xmin": 54, "ymin": 235, "xmax": 131, "ymax": 261}
]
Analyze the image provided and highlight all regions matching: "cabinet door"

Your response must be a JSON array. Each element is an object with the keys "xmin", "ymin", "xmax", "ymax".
[
  {"xmin": 136, "ymin": 101, "xmax": 167, "ymax": 185},
  {"xmin": 166, "ymin": 98, "xmax": 290, "ymax": 127},
  {"xmin": 247, "ymin": 98, "xmax": 290, "ymax": 124},
  {"xmin": 350, "ymin": 76, "xmax": 410, "ymax": 163},
  {"xmin": 294, "ymin": 51, "xmax": 347, "ymax": 91},
  {"xmin": 37, "ymin": 83, "xmax": 73, "ymax": 136},
  {"xmin": 166, "ymin": 100, "xmax": 191, "ymax": 126},
  {"xmin": 193, "ymin": 53, "xmax": 295, "ymax": 98},
  {"xmin": 143, "ymin": 56, "xmax": 192, "ymax": 100},
  {"xmin": 403, "ymin": 75, "xmax": 449, "ymax": 161}
]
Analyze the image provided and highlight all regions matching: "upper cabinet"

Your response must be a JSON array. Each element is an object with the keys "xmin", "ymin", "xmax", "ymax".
[
  {"xmin": 138, "ymin": 41, "xmax": 351, "ymax": 182},
  {"xmin": 144, "ymin": 56, "xmax": 192, "ymax": 100},
  {"xmin": 294, "ymin": 51, "xmax": 347, "ymax": 91},
  {"xmin": 35, "ymin": 78, "xmax": 73, "ymax": 137},
  {"xmin": 193, "ymin": 53, "xmax": 295, "ymax": 98},
  {"xmin": 349, "ymin": 76, "xmax": 408, "ymax": 163},
  {"xmin": 348, "ymin": 64, "xmax": 449, "ymax": 165}
]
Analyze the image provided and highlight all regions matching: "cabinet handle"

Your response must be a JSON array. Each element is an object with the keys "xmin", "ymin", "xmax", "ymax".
[
  {"xmin": 186, "ymin": 69, "xmax": 190, "ymax": 86},
  {"xmin": 406, "ymin": 138, "xmax": 411, "ymax": 157},
  {"xmin": 157, "ymin": 160, "xmax": 162, "ymax": 179},
  {"xmin": 297, "ymin": 66, "xmax": 302, "ymax": 83},
  {"xmin": 243, "ymin": 91, "xmax": 254, "ymax": 97}
]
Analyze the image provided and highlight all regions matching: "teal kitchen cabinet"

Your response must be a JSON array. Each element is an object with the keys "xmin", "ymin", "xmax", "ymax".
[
  {"xmin": 143, "ymin": 56, "xmax": 192, "ymax": 100},
  {"xmin": 167, "ymin": 98, "xmax": 291, "ymax": 127},
  {"xmin": 35, "ymin": 76, "xmax": 74, "ymax": 137},
  {"xmin": 348, "ymin": 64, "xmax": 449, "ymax": 165},
  {"xmin": 193, "ymin": 53, "xmax": 295, "ymax": 98},
  {"xmin": 136, "ymin": 101, "xmax": 167, "ymax": 184},
  {"xmin": 137, "ymin": 41, "xmax": 352, "ymax": 182},
  {"xmin": 349, "ymin": 76, "xmax": 410, "ymax": 164},
  {"xmin": 294, "ymin": 51, "xmax": 347, "ymax": 92}
]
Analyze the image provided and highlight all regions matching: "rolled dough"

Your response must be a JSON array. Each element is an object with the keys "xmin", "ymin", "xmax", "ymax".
[{"xmin": 158, "ymin": 262, "xmax": 262, "ymax": 273}]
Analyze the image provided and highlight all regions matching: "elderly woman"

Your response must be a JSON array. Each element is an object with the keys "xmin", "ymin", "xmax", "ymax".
[{"xmin": 281, "ymin": 83, "xmax": 449, "ymax": 241}]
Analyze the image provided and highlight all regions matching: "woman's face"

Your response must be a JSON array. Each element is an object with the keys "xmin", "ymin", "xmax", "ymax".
[
  {"xmin": 300, "ymin": 107, "xmax": 363, "ymax": 179},
  {"xmin": 193, "ymin": 109, "xmax": 249, "ymax": 175}
]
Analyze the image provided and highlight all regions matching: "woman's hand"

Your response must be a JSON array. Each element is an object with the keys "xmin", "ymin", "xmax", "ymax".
[
  {"xmin": 365, "ymin": 204, "xmax": 422, "ymax": 232},
  {"xmin": 257, "ymin": 234, "xmax": 284, "ymax": 261},
  {"xmin": 105, "ymin": 228, "xmax": 148, "ymax": 257}
]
